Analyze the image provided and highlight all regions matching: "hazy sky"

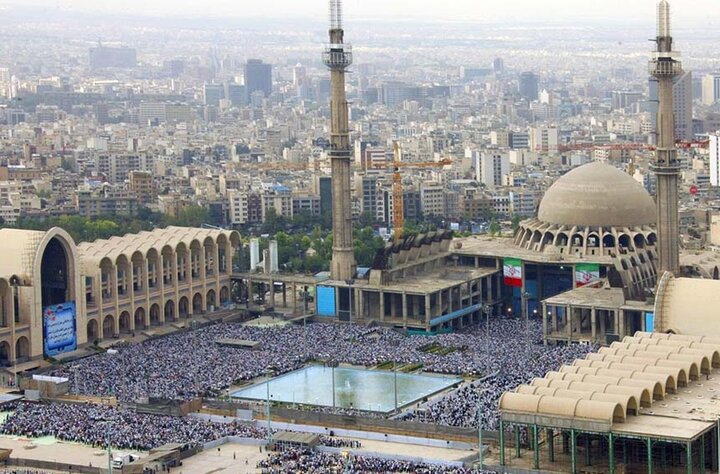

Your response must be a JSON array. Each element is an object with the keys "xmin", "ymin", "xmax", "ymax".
[{"xmin": 1, "ymin": 0, "xmax": 716, "ymax": 24}]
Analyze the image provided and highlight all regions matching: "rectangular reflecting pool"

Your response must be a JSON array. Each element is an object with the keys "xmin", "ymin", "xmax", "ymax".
[{"xmin": 231, "ymin": 366, "xmax": 461, "ymax": 413}]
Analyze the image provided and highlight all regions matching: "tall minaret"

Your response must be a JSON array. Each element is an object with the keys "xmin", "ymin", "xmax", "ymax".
[
  {"xmin": 324, "ymin": 0, "xmax": 356, "ymax": 281},
  {"xmin": 650, "ymin": 0, "xmax": 682, "ymax": 275}
]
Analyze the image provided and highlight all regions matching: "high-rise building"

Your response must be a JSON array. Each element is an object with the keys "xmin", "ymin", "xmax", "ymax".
[
  {"xmin": 224, "ymin": 83, "xmax": 247, "ymax": 107},
  {"xmin": 710, "ymin": 134, "xmax": 720, "ymax": 187},
  {"xmin": 244, "ymin": 59, "xmax": 273, "ymax": 98},
  {"xmin": 530, "ymin": 127, "xmax": 559, "ymax": 153},
  {"xmin": 612, "ymin": 90, "xmax": 644, "ymax": 110},
  {"xmin": 203, "ymin": 83, "xmax": 224, "ymax": 107},
  {"xmin": 89, "ymin": 45, "xmax": 137, "ymax": 69},
  {"xmin": 649, "ymin": 70, "xmax": 693, "ymax": 141},
  {"xmin": 519, "ymin": 72, "xmax": 539, "ymax": 101},
  {"xmin": 419, "ymin": 183, "xmax": 445, "ymax": 217},
  {"xmin": 493, "ymin": 58, "xmax": 504, "ymax": 75},
  {"xmin": 476, "ymin": 152, "xmax": 510, "ymax": 187},
  {"xmin": 702, "ymin": 73, "xmax": 720, "ymax": 105},
  {"xmin": 293, "ymin": 63, "xmax": 307, "ymax": 87},
  {"xmin": 380, "ymin": 81, "xmax": 420, "ymax": 107}
]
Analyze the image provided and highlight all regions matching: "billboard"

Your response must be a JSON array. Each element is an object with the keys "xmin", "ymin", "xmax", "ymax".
[
  {"xmin": 503, "ymin": 258, "xmax": 523, "ymax": 287},
  {"xmin": 645, "ymin": 312, "xmax": 655, "ymax": 333},
  {"xmin": 316, "ymin": 286, "xmax": 337, "ymax": 317},
  {"xmin": 575, "ymin": 264, "xmax": 600, "ymax": 287},
  {"xmin": 43, "ymin": 302, "xmax": 77, "ymax": 357}
]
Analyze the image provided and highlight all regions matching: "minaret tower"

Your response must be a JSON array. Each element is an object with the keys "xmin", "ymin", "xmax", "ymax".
[
  {"xmin": 324, "ymin": 0, "xmax": 356, "ymax": 281},
  {"xmin": 650, "ymin": 0, "xmax": 682, "ymax": 275}
]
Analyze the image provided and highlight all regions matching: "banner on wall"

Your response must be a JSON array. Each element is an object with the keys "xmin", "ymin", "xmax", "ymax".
[
  {"xmin": 503, "ymin": 258, "xmax": 523, "ymax": 288},
  {"xmin": 575, "ymin": 263, "xmax": 600, "ymax": 287},
  {"xmin": 316, "ymin": 286, "xmax": 337, "ymax": 317},
  {"xmin": 43, "ymin": 301, "xmax": 77, "ymax": 357}
]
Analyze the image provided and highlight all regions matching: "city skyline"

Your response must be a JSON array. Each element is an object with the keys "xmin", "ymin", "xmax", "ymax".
[{"xmin": 0, "ymin": 0, "xmax": 718, "ymax": 25}]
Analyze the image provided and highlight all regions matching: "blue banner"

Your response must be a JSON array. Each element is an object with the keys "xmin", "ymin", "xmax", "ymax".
[
  {"xmin": 316, "ymin": 286, "xmax": 336, "ymax": 317},
  {"xmin": 645, "ymin": 312, "xmax": 655, "ymax": 333},
  {"xmin": 43, "ymin": 302, "xmax": 77, "ymax": 356}
]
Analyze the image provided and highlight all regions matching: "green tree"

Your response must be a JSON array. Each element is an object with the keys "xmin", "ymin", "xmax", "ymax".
[
  {"xmin": 489, "ymin": 219, "xmax": 501, "ymax": 236},
  {"xmin": 511, "ymin": 214, "xmax": 522, "ymax": 232}
]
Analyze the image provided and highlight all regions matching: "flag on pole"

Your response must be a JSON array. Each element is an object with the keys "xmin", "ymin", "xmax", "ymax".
[
  {"xmin": 503, "ymin": 258, "xmax": 523, "ymax": 287},
  {"xmin": 575, "ymin": 263, "xmax": 600, "ymax": 287}
]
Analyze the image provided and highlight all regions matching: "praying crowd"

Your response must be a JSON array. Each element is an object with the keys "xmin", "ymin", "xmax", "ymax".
[
  {"xmin": 401, "ymin": 320, "xmax": 597, "ymax": 430},
  {"xmin": 0, "ymin": 402, "xmax": 267, "ymax": 451},
  {"xmin": 257, "ymin": 448, "xmax": 496, "ymax": 474}
]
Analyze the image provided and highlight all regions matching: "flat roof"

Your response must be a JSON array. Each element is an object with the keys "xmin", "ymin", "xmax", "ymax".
[
  {"xmin": 612, "ymin": 415, "xmax": 713, "ymax": 443},
  {"xmin": 544, "ymin": 286, "xmax": 627, "ymax": 308},
  {"xmin": 215, "ymin": 338, "xmax": 260, "ymax": 349},
  {"xmin": 331, "ymin": 267, "xmax": 499, "ymax": 295},
  {"xmin": 272, "ymin": 431, "xmax": 320, "ymax": 445}
]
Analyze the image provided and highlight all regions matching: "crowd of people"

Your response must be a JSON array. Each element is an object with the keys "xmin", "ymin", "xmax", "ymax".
[
  {"xmin": 257, "ymin": 448, "xmax": 495, "ymax": 474},
  {"xmin": 0, "ymin": 402, "xmax": 267, "ymax": 451},
  {"xmin": 318, "ymin": 436, "xmax": 361, "ymax": 449},
  {"xmin": 42, "ymin": 319, "xmax": 597, "ymax": 434},
  {"xmin": 401, "ymin": 319, "xmax": 598, "ymax": 430}
]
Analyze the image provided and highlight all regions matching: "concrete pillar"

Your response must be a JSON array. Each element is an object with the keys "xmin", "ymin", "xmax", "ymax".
[
  {"xmin": 268, "ymin": 280, "xmax": 276, "ymax": 309},
  {"xmin": 614, "ymin": 310, "xmax": 620, "ymax": 337},
  {"xmin": 425, "ymin": 294, "xmax": 432, "ymax": 326},
  {"xmin": 567, "ymin": 305, "xmax": 573, "ymax": 340},
  {"xmin": 542, "ymin": 302, "xmax": 548, "ymax": 344},
  {"xmin": 591, "ymin": 307, "xmax": 597, "ymax": 340},
  {"xmin": 379, "ymin": 291, "xmax": 385, "ymax": 322},
  {"xmin": 402, "ymin": 292, "xmax": 408, "ymax": 327},
  {"xmin": 619, "ymin": 309, "xmax": 626, "ymax": 337}
]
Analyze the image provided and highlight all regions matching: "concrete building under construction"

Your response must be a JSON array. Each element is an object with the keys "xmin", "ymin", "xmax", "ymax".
[{"xmin": 233, "ymin": 0, "xmax": 711, "ymax": 340}]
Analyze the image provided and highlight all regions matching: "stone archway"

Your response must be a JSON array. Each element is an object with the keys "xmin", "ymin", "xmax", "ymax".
[
  {"xmin": 206, "ymin": 289, "xmax": 216, "ymax": 310},
  {"xmin": 0, "ymin": 341, "xmax": 10, "ymax": 366},
  {"xmin": 220, "ymin": 286, "xmax": 230, "ymax": 305},
  {"xmin": 87, "ymin": 319, "xmax": 99, "ymax": 342},
  {"xmin": 164, "ymin": 300, "xmax": 175, "ymax": 322},
  {"xmin": 134, "ymin": 307, "xmax": 146, "ymax": 330},
  {"xmin": 119, "ymin": 311, "xmax": 131, "ymax": 334},
  {"xmin": 15, "ymin": 337, "xmax": 29, "ymax": 361},
  {"xmin": 179, "ymin": 297, "xmax": 189, "ymax": 318},
  {"xmin": 102, "ymin": 315, "xmax": 114, "ymax": 339},
  {"xmin": 150, "ymin": 303, "xmax": 161, "ymax": 326},
  {"xmin": 192, "ymin": 293, "xmax": 203, "ymax": 314}
]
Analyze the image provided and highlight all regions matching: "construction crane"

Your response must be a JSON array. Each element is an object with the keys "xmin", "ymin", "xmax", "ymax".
[{"xmin": 390, "ymin": 142, "xmax": 452, "ymax": 241}]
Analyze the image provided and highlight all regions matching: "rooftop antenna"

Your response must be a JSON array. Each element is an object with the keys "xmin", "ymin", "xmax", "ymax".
[{"xmin": 329, "ymin": 0, "xmax": 343, "ymax": 31}]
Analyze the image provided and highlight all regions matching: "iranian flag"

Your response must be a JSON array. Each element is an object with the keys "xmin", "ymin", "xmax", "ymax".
[
  {"xmin": 575, "ymin": 263, "xmax": 600, "ymax": 287},
  {"xmin": 503, "ymin": 258, "xmax": 523, "ymax": 287}
]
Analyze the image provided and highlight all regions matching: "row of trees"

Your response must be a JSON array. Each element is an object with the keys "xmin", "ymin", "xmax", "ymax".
[{"xmin": 6, "ymin": 206, "xmax": 211, "ymax": 243}]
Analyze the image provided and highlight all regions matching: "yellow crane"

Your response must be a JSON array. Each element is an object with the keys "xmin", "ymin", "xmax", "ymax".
[{"xmin": 389, "ymin": 142, "xmax": 452, "ymax": 241}]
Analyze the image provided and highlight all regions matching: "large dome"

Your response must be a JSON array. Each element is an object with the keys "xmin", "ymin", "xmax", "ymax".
[{"xmin": 538, "ymin": 162, "xmax": 656, "ymax": 228}]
